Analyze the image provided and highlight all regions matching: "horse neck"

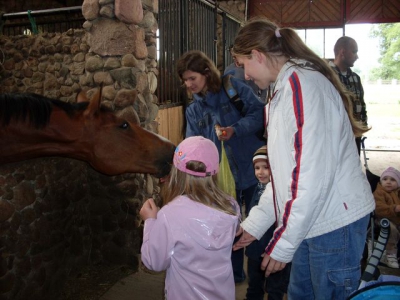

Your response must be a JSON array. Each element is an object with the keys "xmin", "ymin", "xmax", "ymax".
[{"xmin": 0, "ymin": 108, "xmax": 89, "ymax": 165}]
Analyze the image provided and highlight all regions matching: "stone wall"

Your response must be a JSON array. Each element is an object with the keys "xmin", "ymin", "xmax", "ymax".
[
  {"xmin": 219, "ymin": 0, "xmax": 247, "ymax": 22},
  {"xmin": 0, "ymin": 158, "xmax": 155, "ymax": 300},
  {"xmin": 0, "ymin": 1, "xmax": 247, "ymax": 299},
  {"xmin": 0, "ymin": 1, "xmax": 162, "ymax": 299},
  {"xmin": 215, "ymin": 1, "xmax": 246, "ymax": 71}
]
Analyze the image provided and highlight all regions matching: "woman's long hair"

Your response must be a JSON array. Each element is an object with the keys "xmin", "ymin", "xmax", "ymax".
[
  {"xmin": 176, "ymin": 50, "xmax": 222, "ymax": 94},
  {"xmin": 232, "ymin": 18, "xmax": 369, "ymax": 137},
  {"xmin": 161, "ymin": 162, "xmax": 237, "ymax": 216}
]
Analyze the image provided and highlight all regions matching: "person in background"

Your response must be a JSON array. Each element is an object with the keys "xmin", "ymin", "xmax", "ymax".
[
  {"xmin": 140, "ymin": 136, "xmax": 240, "ymax": 300},
  {"xmin": 246, "ymin": 145, "xmax": 291, "ymax": 300},
  {"xmin": 176, "ymin": 50, "xmax": 265, "ymax": 284},
  {"xmin": 329, "ymin": 36, "xmax": 367, "ymax": 155},
  {"xmin": 374, "ymin": 167, "xmax": 400, "ymax": 269},
  {"xmin": 224, "ymin": 45, "xmax": 268, "ymax": 103},
  {"xmin": 231, "ymin": 18, "xmax": 375, "ymax": 299}
]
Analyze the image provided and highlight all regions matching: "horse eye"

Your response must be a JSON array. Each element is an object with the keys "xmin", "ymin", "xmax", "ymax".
[{"xmin": 119, "ymin": 122, "xmax": 129, "ymax": 129}]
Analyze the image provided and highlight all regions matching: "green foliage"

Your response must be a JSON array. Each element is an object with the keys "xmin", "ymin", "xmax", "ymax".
[{"xmin": 370, "ymin": 23, "xmax": 400, "ymax": 80}]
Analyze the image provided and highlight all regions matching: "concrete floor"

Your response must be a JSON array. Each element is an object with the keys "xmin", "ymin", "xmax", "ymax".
[
  {"xmin": 99, "ymin": 266, "xmax": 166, "ymax": 300},
  {"xmin": 99, "ymin": 256, "xmax": 400, "ymax": 300},
  {"xmin": 99, "ymin": 258, "xmax": 266, "ymax": 300},
  {"xmin": 99, "ymin": 257, "xmax": 399, "ymax": 300}
]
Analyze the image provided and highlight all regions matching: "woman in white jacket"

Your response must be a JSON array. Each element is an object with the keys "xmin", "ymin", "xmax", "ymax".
[{"xmin": 231, "ymin": 18, "xmax": 375, "ymax": 299}]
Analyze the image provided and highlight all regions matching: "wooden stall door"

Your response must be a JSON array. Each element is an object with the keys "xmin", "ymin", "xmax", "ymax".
[{"xmin": 156, "ymin": 106, "xmax": 184, "ymax": 147}]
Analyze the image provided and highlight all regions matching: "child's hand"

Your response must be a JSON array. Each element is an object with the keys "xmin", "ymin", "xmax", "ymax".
[
  {"xmin": 232, "ymin": 229, "xmax": 256, "ymax": 250},
  {"xmin": 235, "ymin": 226, "xmax": 243, "ymax": 237},
  {"xmin": 261, "ymin": 255, "xmax": 286, "ymax": 277},
  {"xmin": 140, "ymin": 198, "xmax": 159, "ymax": 221}
]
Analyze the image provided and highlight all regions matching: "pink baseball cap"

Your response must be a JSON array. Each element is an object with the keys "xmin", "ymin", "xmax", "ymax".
[{"xmin": 173, "ymin": 136, "xmax": 219, "ymax": 177}]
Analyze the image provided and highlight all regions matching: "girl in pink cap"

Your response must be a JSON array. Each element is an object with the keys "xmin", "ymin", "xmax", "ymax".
[
  {"xmin": 374, "ymin": 167, "xmax": 400, "ymax": 268},
  {"xmin": 140, "ymin": 136, "xmax": 241, "ymax": 300}
]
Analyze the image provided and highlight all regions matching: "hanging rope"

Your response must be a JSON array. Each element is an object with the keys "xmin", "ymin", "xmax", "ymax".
[{"xmin": 27, "ymin": 10, "xmax": 38, "ymax": 35}]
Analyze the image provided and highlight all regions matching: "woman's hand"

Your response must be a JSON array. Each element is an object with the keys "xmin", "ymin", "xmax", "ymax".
[
  {"xmin": 233, "ymin": 229, "xmax": 257, "ymax": 250},
  {"xmin": 140, "ymin": 198, "xmax": 159, "ymax": 221},
  {"xmin": 261, "ymin": 254, "xmax": 287, "ymax": 277},
  {"xmin": 218, "ymin": 126, "xmax": 234, "ymax": 141}
]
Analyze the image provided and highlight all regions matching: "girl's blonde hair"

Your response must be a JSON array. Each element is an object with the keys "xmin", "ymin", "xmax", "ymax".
[
  {"xmin": 232, "ymin": 18, "xmax": 369, "ymax": 137},
  {"xmin": 176, "ymin": 50, "xmax": 221, "ymax": 94},
  {"xmin": 161, "ymin": 164, "xmax": 237, "ymax": 216}
]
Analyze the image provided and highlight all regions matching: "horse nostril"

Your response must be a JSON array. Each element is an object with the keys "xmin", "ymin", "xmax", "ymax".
[{"xmin": 156, "ymin": 161, "xmax": 172, "ymax": 178}]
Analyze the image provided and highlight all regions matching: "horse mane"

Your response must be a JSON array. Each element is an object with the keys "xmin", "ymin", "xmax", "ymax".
[{"xmin": 0, "ymin": 93, "xmax": 90, "ymax": 128}]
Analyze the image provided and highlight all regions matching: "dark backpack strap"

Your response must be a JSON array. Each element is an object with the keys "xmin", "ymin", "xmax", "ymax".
[{"xmin": 222, "ymin": 75, "xmax": 244, "ymax": 116}]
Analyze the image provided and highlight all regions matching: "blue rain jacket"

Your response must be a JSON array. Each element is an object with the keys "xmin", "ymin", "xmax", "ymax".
[{"xmin": 185, "ymin": 75, "xmax": 265, "ymax": 190}]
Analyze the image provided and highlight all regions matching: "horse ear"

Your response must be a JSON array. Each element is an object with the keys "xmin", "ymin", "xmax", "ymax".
[
  {"xmin": 76, "ymin": 90, "xmax": 88, "ymax": 103},
  {"xmin": 85, "ymin": 85, "xmax": 103, "ymax": 116}
]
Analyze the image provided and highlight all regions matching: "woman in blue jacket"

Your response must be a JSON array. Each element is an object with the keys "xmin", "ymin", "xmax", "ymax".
[{"xmin": 177, "ymin": 50, "xmax": 265, "ymax": 283}]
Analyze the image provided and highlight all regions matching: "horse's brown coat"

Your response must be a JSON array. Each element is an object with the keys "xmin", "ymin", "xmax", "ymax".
[{"xmin": 0, "ymin": 88, "xmax": 175, "ymax": 178}]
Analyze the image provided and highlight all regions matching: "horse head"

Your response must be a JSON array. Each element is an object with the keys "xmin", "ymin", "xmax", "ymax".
[
  {"xmin": 73, "ymin": 88, "xmax": 175, "ymax": 178},
  {"xmin": 0, "ymin": 89, "xmax": 175, "ymax": 178}
]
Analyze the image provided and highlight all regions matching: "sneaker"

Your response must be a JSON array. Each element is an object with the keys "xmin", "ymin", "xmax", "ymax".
[{"xmin": 384, "ymin": 254, "xmax": 399, "ymax": 269}]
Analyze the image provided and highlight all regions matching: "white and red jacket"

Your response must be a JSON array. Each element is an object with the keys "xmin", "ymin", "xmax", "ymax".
[{"xmin": 241, "ymin": 59, "xmax": 375, "ymax": 263}]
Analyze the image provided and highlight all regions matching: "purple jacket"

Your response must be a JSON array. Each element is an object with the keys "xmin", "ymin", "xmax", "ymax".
[{"xmin": 141, "ymin": 195, "xmax": 240, "ymax": 300}]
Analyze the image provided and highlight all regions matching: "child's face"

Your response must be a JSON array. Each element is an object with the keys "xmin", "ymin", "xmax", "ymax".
[
  {"xmin": 254, "ymin": 160, "xmax": 270, "ymax": 184},
  {"xmin": 381, "ymin": 176, "xmax": 399, "ymax": 192}
]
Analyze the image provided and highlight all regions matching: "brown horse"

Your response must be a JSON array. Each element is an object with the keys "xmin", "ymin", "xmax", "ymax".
[{"xmin": 0, "ymin": 89, "xmax": 175, "ymax": 178}]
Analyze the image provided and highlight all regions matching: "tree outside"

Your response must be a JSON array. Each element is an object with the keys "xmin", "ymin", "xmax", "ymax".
[{"xmin": 370, "ymin": 23, "xmax": 400, "ymax": 81}]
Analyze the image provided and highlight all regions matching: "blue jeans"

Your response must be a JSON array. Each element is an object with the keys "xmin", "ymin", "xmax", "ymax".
[
  {"xmin": 288, "ymin": 215, "xmax": 369, "ymax": 299},
  {"xmin": 232, "ymin": 184, "xmax": 258, "ymax": 283}
]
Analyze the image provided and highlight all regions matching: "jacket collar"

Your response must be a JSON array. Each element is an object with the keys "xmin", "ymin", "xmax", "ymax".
[
  {"xmin": 272, "ymin": 59, "xmax": 310, "ymax": 98},
  {"xmin": 328, "ymin": 61, "xmax": 353, "ymax": 77}
]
